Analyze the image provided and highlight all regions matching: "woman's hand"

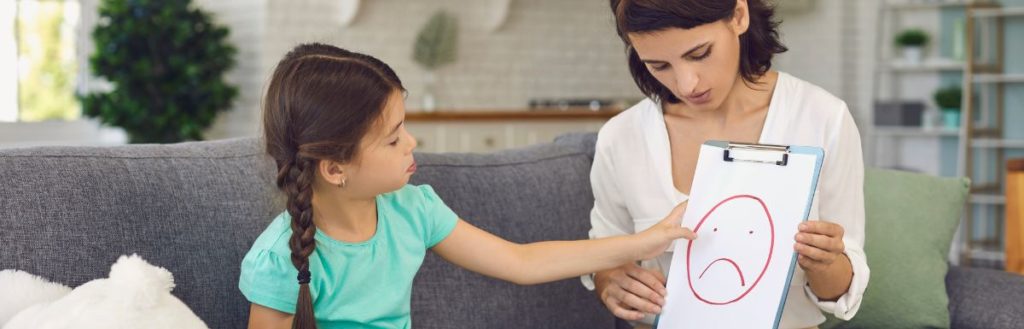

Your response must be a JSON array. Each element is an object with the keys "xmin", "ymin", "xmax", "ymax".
[
  {"xmin": 594, "ymin": 263, "xmax": 667, "ymax": 321},
  {"xmin": 794, "ymin": 221, "xmax": 845, "ymax": 273},
  {"xmin": 593, "ymin": 202, "xmax": 696, "ymax": 321},
  {"xmin": 794, "ymin": 220, "xmax": 853, "ymax": 300},
  {"xmin": 634, "ymin": 202, "xmax": 697, "ymax": 260}
]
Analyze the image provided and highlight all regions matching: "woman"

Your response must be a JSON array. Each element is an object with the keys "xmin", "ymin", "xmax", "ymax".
[{"xmin": 583, "ymin": 1, "xmax": 869, "ymax": 328}]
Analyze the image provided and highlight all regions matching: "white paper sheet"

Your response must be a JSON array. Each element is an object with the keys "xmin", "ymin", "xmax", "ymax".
[{"xmin": 656, "ymin": 143, "xmax": 821, "ymax": 329}]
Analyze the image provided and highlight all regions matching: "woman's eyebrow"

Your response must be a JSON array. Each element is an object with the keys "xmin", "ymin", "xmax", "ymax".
[
  {"xmin": 639, "ymin": 42, "xmax": 711, "ymax": 64},
  {"xmin": 680, "ymin": 42, "xmax": 711, "ymax": 58}
]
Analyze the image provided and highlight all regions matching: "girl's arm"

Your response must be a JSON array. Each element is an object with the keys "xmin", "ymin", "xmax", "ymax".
[
  {"xmin": 432, "ymin": 202, "xmax": 694, "ymax": 285},
  {"xmin": 247, "ymin": 303, "xmax": 292, "ymax": 329}
]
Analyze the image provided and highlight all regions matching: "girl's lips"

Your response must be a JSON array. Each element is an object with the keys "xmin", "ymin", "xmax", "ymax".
[
  {"xmin": 407, "ymin": 162, "xmax": 417, "ymax": 173},
  {"xmin": 686, "ymin": 90, "xmax": 712, "ymax": 105}
]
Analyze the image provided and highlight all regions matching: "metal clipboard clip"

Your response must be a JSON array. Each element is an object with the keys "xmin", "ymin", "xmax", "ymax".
[{"xmin": 722, "ymin": 142, "xmax": 790, "ymax": 166}]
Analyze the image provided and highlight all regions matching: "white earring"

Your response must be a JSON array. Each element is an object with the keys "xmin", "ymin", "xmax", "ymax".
[{"xmin": 339, "ymin": 178, "xmax": 347, "ymax": 188}]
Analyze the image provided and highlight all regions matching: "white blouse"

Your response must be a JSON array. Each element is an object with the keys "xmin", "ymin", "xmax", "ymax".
[{"xmin": 582, "ymin": 72, "xmax": 869, "ymax": 328}]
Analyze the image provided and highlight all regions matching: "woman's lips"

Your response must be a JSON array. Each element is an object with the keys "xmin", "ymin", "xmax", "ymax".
[{"xmin": 686, "ymin": 90, "xmax": 712, "ymax": 105}]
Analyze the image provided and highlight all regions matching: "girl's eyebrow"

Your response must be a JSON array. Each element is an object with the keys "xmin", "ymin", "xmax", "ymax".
[{"xmin": 388, "ymin": 120, "xmax": 404, "ymax": 136}]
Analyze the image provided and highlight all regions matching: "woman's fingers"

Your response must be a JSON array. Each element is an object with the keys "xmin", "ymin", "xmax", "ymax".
[
  {"xmin": 797, "ymin": 254, "xmax": 828, "ymax": 272},
  {"xmin": 597, "ymin": 264, "xmax": 666, "ymax": 321},
  {"xmin": 614, "ymin": 276, "xmax": 664, "ymax": 310},
  {"xmin": 625, "ymin": 264, "xmax": 668, "ymax": 295},
  {"xmin": 794, "ymin": 242, "xmax": 835, "ymax": 263},
  {"xmin": 794, "ymin": 221, "xmax": 845, "ymax": 273},
  {"xmin": 799, "ymin": 221, "xmax": 844, "ymax": 239},
  {"xmin": 614, "ymin": 287, "xmax": 663, "ymax": 314},
  {"xmin": 604, "ymin": 295, "xmax": 645, "ymax": 321},
  {"xmin": 795, "ymin": 232, "xmax": 844, "ymax": 253}
]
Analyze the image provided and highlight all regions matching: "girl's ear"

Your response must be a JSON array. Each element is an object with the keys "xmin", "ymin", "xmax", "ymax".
[
  {"xmin": 731, "ymin": 0, "xmax": 750, "ymax": 36},
  {"xmin": 318, "ymin": 159, "xmax": 347, "ymax": 187}
]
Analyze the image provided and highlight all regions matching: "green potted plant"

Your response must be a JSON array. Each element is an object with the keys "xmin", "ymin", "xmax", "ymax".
[
  {"xmin": 412, "ymin": 11, "xmax": 458, "ymax": 112},
  {"xmin": 933, "ymin": 86, "xmax": 962, "ymax": 129},
  {"xmin": 895, "ymin": 28, "xmax": 929, "ymax": 65},
  {"xmin": 80, "ymin": 0, "xmax": 238, "ymax": 143}
]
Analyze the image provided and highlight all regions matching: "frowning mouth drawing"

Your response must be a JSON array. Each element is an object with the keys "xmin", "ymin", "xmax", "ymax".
[{"xmin": 699, "ymin": 257, "xmax": 746, "ymax": 287}]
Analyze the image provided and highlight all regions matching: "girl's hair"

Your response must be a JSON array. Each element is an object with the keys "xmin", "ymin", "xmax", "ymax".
[
  {"xmin": 609, "ymin": 0, "xmax": 787, "ymax": 104},
  {"xmin": 261, "ymin": 43, "xmax": 404, "ymax": 328}
]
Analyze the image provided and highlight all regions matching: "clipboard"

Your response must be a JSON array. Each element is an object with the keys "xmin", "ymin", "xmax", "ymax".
[{"xmin": 655, "ymin": 140, "xmax": 824, "ymax": 329}]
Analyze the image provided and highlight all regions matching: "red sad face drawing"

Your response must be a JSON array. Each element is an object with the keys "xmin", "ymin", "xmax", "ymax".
[{"xmin": 686, "ymin": 195, "xmax": 775, "ymax": 305}]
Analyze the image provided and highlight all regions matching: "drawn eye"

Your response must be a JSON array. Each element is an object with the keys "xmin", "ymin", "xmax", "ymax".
[
  {"xmin": 749, "ymin": 230, "xmax": 754, "ymax": 234},
  {"xmin": 713, "ymin": 228, "xmax": 718, "ymax": 232}
]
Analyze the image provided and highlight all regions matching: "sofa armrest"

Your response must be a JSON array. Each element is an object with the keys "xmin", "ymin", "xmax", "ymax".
[{"xmin": 946, "ymin": 265, "xmax": 1024, "ymax": 329}]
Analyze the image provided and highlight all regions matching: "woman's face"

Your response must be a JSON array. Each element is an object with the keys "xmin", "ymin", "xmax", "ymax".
[{"xmin": 628, "ymin": 3, "xmax": 749, "ymax": 111}]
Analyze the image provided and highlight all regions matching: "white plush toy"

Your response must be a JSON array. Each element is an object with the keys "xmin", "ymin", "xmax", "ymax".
[{"xmin": 0, "ymin": 254, "xmax": 208, "ymax": 329}]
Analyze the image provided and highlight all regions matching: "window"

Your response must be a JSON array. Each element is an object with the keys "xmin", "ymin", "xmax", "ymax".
[{"xmin": 1, "ymin": 0, "xmax": 81, "ymax": 123}]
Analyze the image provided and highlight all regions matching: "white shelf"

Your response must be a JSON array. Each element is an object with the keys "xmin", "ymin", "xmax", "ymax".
[
  {"xmin": 966, "ymin": 248, "xmax": 1005, "ymax": 262},
  {"xmin": 887, "ymin": 1, "xmax": 992, "ymax": 10},
  {"xmin": 884, "ymin": 59, "xmax": 966, "ymax": 72},
  {"xmin": 972, "ymin": 6, "xmax": 1024, "ymax": 18},
  {"xmin": 971, "ymin": 138, "xmax": 1024, "ymax": 148},
  {"xmin": 969, "ymin": 192, "xmax": 1006, "ymax": 205},
  {"xmin": 973, "ymin": 73, "xmax": 1024, "ymax": 84},
  {"xmin": 873, "ymin": 126, "xmax": 961, "ymax": 137}
]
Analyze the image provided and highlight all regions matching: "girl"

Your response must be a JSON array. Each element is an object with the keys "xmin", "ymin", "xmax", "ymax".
[
  {"xmin": 585, "ymin": 1, "xmax": 869, "ymax": 328},
  {"xmin": 239, "ymin": 43, "xmax": 694, "ymax": 329}
]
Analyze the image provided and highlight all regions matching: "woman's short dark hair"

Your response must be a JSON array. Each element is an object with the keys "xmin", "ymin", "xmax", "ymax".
[{"xmin": 610, "ymin": 0, "xmax": 787, "ymax": 104}]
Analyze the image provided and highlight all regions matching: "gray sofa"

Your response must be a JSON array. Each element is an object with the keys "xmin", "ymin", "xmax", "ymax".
[{"xmin": 1, "ymin": 133, "xmax": 1021, "ymax": 329}]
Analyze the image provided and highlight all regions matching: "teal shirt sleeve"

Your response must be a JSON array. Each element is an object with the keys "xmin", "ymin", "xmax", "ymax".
[
  {"xmin": 417, "ymin": 185, "xmax": 459, "ymax": 248},
  {"xmin": 238, "ymin": 248, "xmax": 299, "ymax": 314}
]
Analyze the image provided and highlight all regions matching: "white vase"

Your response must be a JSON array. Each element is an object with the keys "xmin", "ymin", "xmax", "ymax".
[
  {"xmin": 422, "ymin": 71, "xmax": 437, "ymax": 112},
  {"xmin": 902, "ymin": 46, "xmax": 923, "ymax": 65}
]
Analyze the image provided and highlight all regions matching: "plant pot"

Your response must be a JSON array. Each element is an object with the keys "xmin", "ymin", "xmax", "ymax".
[
  {"xmin": 942, "ymin": 109, "xmax": 961, "ymax": 130},
  {"xmin": 422, "ymin": 71, "xmax": 437, "ymax": 112},
  {"xmin": 902, "ymin": 46, "xmax": 924, "ymax": 65}
]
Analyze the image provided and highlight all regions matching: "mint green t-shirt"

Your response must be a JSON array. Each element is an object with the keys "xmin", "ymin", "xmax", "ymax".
[{"xmin": 238, "ymin": 184, "xmax": 459, "ymax": 329}]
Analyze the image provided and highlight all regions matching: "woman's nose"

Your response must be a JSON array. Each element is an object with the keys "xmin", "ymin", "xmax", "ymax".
[{"xmin": 674, "ymin": 68, "xmax": 699, "ymax": 96}]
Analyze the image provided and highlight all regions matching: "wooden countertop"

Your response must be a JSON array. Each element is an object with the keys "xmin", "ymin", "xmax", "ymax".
[{"xmin": 405, "ymin": 107, "xmax": 623, "ymax": 122}]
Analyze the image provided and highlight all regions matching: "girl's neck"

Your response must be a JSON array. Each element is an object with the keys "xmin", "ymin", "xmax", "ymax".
[{"xmin": 311, "ymin": 187, "xmax": 379, "ymax": 243}]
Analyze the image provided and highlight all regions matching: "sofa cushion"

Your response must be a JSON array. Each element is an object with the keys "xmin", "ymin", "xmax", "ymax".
[
  {"xmin": 408, "ymin": 133, "xmax": 615, "ymax": 329},
  {"xmin": 825, "ymin": 169, "xmax": 968, "ymax": 328},
  {"xmin": 0, "ymin": 138, "xmax": 283, "ymax": 329},
  {"xmin": 946, "ymin": 265, "xmax": 1024, "ymax": 329}
]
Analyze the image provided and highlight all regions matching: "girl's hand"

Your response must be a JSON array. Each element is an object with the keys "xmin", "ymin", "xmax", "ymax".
[
  {"xmin": 634, "ymin": 202, "xmax": 697, "ymax": 260},
  {"xmin": 794, "ymin": 220, "xmax": 846, "ymax": 274}
]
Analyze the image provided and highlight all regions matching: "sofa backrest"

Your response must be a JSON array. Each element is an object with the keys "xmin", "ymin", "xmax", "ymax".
[
  {"xmin": 0, "ymin": 138, "xmax": 282, "ymax": 328},
  {"xmin": 0, "ymin": 133, "xmax": 615, "ymax": 328},
  {"xmin": 409, "ymin": 133, "xmax": 614, "ymax": 329}
]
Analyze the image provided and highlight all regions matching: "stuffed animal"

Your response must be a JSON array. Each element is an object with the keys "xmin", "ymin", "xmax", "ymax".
[{"xmin": 0, "ymin": 254, "xmax": 208, "ymax": 329}]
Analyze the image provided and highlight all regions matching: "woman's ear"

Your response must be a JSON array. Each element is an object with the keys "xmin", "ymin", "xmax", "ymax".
[
  {"xmin": 731, "ymin": 0, "xmax": 751, "ymax": 36},
  {"xmin": 318, "ymin": 159, "xmax": 347, "ymax": 187}
]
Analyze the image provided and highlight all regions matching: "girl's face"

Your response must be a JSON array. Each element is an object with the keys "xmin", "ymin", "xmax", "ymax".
[
  {"xmin": 331, "ymin": 90, "xmax": 418, "ymax": 197},
  {"xmin": 628, "ymin": 3, "xmax": 749, "ymax": 111}
]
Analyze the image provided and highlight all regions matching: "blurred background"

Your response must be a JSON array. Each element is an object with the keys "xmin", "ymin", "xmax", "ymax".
[{"xmin": 0, "ymin": 0, "xmax": 1022, "ymax": 269}]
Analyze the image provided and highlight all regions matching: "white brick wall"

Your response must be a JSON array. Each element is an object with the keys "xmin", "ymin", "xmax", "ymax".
[
  {"xmin": 261, "ymin": 0, "xmax": 641, "ymax": 110},
  {"xmin": 196, "ymin": 0, "xmax": 876, "ymax": 140},
  {"xmin": 197, "ymin": 0, "xmax": 267, "ymax": 139}
]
